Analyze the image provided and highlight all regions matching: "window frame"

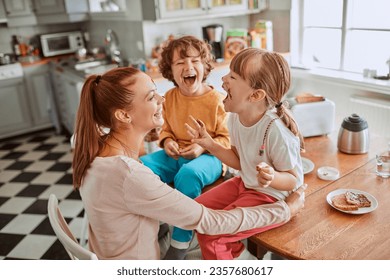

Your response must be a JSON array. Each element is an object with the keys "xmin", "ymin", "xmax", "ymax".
[{"xmin": 290, "ymin": 0, "xmax": 390, "ymax": 75}]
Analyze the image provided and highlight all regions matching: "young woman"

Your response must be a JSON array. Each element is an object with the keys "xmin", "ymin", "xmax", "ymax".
[{"xmin": 72, "ymin": 66, "xmax": 306, "ymax": 260}]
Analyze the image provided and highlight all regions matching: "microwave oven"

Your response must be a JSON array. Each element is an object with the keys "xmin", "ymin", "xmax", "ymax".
[{"xmin": 40, "ymin": 31, "xmax": 84, "ymax": 57}]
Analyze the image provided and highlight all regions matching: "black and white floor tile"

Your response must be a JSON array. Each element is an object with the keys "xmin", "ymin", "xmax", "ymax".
[{"xmin": 0, "ymin": 130, "xmax": 85, "ymax": 260}]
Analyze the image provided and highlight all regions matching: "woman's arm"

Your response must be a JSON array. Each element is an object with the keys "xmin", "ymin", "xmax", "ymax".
[{"xmin": 125, "ymin": 163, "xmax": 306, "ymax": 235}]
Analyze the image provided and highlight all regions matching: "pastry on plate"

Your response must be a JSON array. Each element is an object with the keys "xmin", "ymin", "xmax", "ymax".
[{"xmin": 331, "ymin": 194, "xmax": 359, "ymax": 211}]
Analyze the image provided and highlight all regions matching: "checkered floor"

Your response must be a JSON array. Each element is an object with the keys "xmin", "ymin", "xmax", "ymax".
[{"xmin": 0, "ymin": 129, "xmax": 85, "ymax": 260}]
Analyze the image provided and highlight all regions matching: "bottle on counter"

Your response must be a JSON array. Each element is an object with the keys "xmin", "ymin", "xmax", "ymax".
[{"xmin": 11, "ymin": 35, "xmax": 21, "ymax": 57}]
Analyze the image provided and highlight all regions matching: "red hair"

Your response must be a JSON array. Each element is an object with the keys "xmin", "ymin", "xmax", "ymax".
[{"xmin": 72, "ymin": 67, "xmax": 141, "ymax": 188}]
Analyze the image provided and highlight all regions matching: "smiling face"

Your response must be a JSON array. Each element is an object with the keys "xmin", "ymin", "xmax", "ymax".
[
  {"xmin": 171, "ymin": 47, "xmax": 206, "ymax": 96},
  {"xmin": 221, "ymin": 70, "xmax": 254, "ymax": 114},
  {"xmin": 128, "ymin": 72, "xmax": 164, "ymax": 132}
]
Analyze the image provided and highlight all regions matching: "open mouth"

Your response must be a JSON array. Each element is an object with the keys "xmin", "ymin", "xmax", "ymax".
[
  {"xmin": 183, "ymin": 74, "xmax": 196, "ymax": 86},
  {"xmin": 222, "ymin": 84, "xmax": 232, "ymax": 100},
  {"xmin": 154, "ymin": 110, "xmax": 162, "ymax": 118}
]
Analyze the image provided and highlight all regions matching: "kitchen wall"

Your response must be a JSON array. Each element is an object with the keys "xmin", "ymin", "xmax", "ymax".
[
  {"xmin": 85, "ymin": 15, "xmax": 251, "ymax": 62},
  {"xmin": 86, "ymin": 20, "xmax": 145, "ymax": 61}
]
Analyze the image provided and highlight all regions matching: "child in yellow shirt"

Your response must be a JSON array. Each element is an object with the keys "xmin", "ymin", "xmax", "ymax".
[{"xmin": 141, "ymin": 35, "xmax": 230, "ymax": 259}]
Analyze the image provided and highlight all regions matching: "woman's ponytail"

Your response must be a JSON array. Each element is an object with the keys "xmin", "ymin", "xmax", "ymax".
[{"xmin": 72, "ymin": 75, "xmax": 104, "ymax": 189}]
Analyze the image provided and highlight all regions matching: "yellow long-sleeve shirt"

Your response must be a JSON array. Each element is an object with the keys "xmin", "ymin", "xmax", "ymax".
[{"xmin": 159, "ymin": 86, "xmax": 230, "ymax": 149}]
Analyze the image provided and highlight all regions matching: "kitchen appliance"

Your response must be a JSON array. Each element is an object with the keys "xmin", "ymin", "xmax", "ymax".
[
  {"xmin": 0, "ymin": 62, "xmax": 23, "ymax": 80},
  {"xmin": 202, "ymin": 24, "xmax": 224, "ymax": 61},
  {"xmin": 337, "ymin": 113, "xmax": 369, "ymax": 154},
  {"xmin": 40, "ymin": 31, "xmax": 84, "ymax": 57},
  {"xmin": 289, "ymin": 98, "xmax": 335, "ymax": 137},
  {"xmin": 0, "ymin": 53, "xmax": 16, "ymax": 65}
]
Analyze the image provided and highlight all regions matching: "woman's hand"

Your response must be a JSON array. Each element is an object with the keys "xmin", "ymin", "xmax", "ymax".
[
  {"xmin": 185, "ymin": 115, "xmax": 214, "ymax": 151},
  {"xmin": 285, "ymin": 184, "xmax": 307, "ymax": 218},
  {"xmin": 256, "ymin": 162, "xmax": 275, "ymax": 188}
]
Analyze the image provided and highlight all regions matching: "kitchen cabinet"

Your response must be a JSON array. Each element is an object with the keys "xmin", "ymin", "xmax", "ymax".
[
  {"xmin": 148, "ymin": 0, "xmax": 250, "ymax": 21},
  {"xmin": 3, "ymin": 0, "xmax": 37, "ymax": 26},
  {"xmin": 88, "ymin": 0, "xmax": 143, "ymax": 21},
  {"xmin": 0, "ymin": 78, "xmax": 32, "ymax": 139},
  {"xmin": 3, "ymin": 0, "xmax": 33, "ymax": 16},
  {"xmin": 23, "ymin": 63, "xmax": 59, "ymax": 131},
  {"xmin": 33, "ymin": 0, "xmax": 89, "ymax": 24},
  {"xmin": 51, "ymin": 64, "xmax": 84, "ymax": 134},
  {"xmin": 89, "ymin": 0, "xmax": 256, "ymax": 22},
  {"xmin": 0, "ymin": 0, "xmax": 7, "ymax": 23}
]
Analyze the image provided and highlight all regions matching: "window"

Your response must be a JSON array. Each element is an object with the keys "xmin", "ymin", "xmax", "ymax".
[{"xmin": 290, "ymin": 0, "xmax": 390, "ymax": 75}]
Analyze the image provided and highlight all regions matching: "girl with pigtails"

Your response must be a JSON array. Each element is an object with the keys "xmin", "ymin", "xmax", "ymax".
[{"xmin": 186, "ymin": 48, "xmax": 305, "ymax": 260}]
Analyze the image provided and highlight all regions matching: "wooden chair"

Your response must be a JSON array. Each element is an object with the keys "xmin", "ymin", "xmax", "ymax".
[{"xmin": 47, "ymin": 194, "xmax": 98, "ymax": 260}]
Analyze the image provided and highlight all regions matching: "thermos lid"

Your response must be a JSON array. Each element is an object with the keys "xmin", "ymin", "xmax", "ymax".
[{"xmin": 341, "ymin": 113, "xmax": 368, "ymax": 132}]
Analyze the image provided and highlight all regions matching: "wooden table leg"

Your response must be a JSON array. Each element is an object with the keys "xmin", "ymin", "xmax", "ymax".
[{"xmin": 247, "ymin": 238, "xmax": 268, "ymax": 259}]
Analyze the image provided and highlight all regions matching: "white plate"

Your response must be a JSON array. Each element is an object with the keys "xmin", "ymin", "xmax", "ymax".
[
  {"xmin": 326, "ymin": 189, "xmax": 378, "ymax": 214},
  {"xmin": 302, "ymin": 157, "xmax": 315, "ymax": 174},
  {"xmin": 317, "ymin": 166, "xmax": 340, "ymax": 180}
]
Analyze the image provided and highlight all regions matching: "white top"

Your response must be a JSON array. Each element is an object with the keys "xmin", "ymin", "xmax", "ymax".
[
  {"xmin": 79, "ymin": 155, "xmax": 291, "ymax": 259},
  {"xmin": 228, "ymin": 111, "xmax": 303, "ymax": 200}
]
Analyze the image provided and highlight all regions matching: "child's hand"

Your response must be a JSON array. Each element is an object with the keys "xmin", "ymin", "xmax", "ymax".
[
  {"xmin": 164, "ymin": 139, "xmax": 180, "ymax": 160},
  {"xmin": 185, "ymin": 115, "xmax": 214, "ymax": 151},
  {"xmin": 180, "ymin": 143, "xmax": 205, "ymax": 159},
  {"xmin": 256, "ymin": 162, "xmax": 275, "ymax": 188}
]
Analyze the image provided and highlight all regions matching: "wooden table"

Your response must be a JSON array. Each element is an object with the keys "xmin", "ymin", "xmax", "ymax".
[
  {"xmin": 299, "ymin": 133, "xmax": 387, "ymax": 195},
  {"xmin": 248, "ymin": 133, "xmax": 390, "ymax": 260}
]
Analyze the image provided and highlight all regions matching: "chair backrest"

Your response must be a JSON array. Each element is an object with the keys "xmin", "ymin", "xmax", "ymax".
[{"xmin": 47, "ymin": 194, "xmax": 98, "ymax": 260}]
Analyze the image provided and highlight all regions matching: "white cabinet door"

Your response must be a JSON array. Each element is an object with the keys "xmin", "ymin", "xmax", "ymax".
[
  {"xmin": 23, "ymin": 64, "xmax": 56, "ymax": 128},
  {"xmin": 34, "ymin": 0, "xmax": 89, "ymax": 14},
  {"xmin": 4, "ymin": 0, "xmax": 37, "ymax": 26},
  {"xmin": 0, "ymin": 79, "xmax": 32, "ymax": 139},
  {"xmin": 0, "ymin": 0, "xmax": 7, "ymax": 22},
  {"xmin": 52, "ymin": 67, "xmax": 83, "ymax": 135},
  {"xmin": 62, "ymin": 75, "xmax": 82, "ymax": 134},
  {"xmin": 89, "ymin": 0, "xmax": 142, "ymax": 21},
  {"xmin": 33, "ymin": 0, "xmax": 66, "ymax": 14},
  {"xmin": 4, "ymin": 0, "xmax": 33, "ymax": 16}
]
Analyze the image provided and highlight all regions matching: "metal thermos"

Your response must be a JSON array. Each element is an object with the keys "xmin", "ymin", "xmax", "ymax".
[{"xmin": 337, "ymin": 113, "xmax": 369, "ymax": 154}]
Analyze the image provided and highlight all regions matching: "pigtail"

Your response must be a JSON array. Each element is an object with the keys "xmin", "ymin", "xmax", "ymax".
[
  {"xmin": 72, "ymin": 75, "xmax": 104, "ymax": 189},
  {"xmin": 276, "ymin": 104, "xmax": 305, "ymax": 151}
]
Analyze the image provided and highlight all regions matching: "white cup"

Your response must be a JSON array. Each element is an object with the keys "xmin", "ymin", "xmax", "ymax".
[{"xmin": 376, "ymin": 154, "xmax": 390, "ymax": 178}]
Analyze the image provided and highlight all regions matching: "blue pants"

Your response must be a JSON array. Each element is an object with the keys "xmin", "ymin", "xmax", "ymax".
[{"xmin": 141, "ymin": 150, "xmax": 222, "ymax": 248}]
